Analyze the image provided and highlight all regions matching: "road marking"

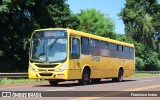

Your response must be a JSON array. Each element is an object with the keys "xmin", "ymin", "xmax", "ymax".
[
  {"xmin": 71, "ymin": 84, "xmax": 160, "ymax": 100},
  {"xmin": 124, "ymin": 84, "xmax": 160, "ymax": 91},
  {"xmin": 47, "ymin": 87, "xmax": 75, "ymax": 91},
  {"xmin": 140, "ymin": 79, "xmax": 155, "ymax": 82},
  {"xmin": 0, "ymin": 86, "xmax": 32, "ymax": 90},
  {"xmin": 70, "ymin": 91, "xmax": 128, "ymax": 100}
]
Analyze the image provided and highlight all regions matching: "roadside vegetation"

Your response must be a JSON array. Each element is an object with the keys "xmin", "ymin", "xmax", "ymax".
[
  {"xmin": 0, "ymin": 0, "xmax": 159, "ymax": 72},
  {"xmin": 0, "ymin": 78, "xmax": 45, "ymax": 85},
  {"xmin": 134, "ymin": 73, "xmax": 160, "ymax": 77}
]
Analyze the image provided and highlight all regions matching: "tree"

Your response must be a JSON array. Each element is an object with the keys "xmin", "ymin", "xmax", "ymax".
[
  {"xmin": 150, "ymin": 1, "xmax": 160, "ymax": 52},
  {"xmin": 133, "ymin": 41, "xmax": 160, "ymax": 71},
  {"xmin": 119, "ymin": 0, "xmax": 160, "ymax": 50},
  {"xmin": 118, "ymin": 0, "xmax": 160, "ymax": 71},
  {"xmin": 76, "ymin": 8, "xmax": 115, "ymax": 38},
  {"xmin": 0, "ymin": 0, "xmax": 79, "ymax": 72},
  {"xmin": 136, "ymin": 57, "xmax": 145, "ymax": 71}
]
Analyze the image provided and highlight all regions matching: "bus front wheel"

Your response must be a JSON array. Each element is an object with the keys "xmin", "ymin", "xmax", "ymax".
[{"xmin": 79, "ymin": 69, "xmax": 90, "ymax": 85}]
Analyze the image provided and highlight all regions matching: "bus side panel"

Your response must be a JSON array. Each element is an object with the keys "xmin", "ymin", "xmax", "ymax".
[
  {"xmin": 129, "ymin": 60, "xmax": 135, "ymax": 76},
  {"xmin": 117, "ymin": 58, "xmax": 124, "ymax": 73},
  {"xmin": 109, "ymin": 58, "xmax": 118, "ymax": 77},
  {"xmin": 80, "ymin": 55, "xmax": 98, "ymax": 79},
  {"xmin": 123, "ymin": 59, "xmax": 130, "ymax": 77},
  {"xmin": 100, "ymin": 57, "xmax": 111, "ymax": 78},
  {"xmin": 90, "ymin": 56, "xmax": 101, "ymax": 78},
  {"xmin": 67, "ymin": 59, "xmax": 82, "ymax": 80}
]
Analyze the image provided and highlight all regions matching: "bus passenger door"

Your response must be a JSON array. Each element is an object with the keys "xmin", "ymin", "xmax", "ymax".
[{"xmin": 68, "ymin": 37, "xmax": 81, "ymax": 79}]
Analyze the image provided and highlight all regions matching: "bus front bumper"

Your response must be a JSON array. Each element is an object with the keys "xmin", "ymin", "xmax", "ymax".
[{"xmin": 28, "ymin": 70, "xmax": 67, "ymax": 80}]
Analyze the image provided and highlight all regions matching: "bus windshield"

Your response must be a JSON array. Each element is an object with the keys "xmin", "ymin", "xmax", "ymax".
[{"xmin": 30, "ymin": 30, "xmax": 67, "ymax": 63}]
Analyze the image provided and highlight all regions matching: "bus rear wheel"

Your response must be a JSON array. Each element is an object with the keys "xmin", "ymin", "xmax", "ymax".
[
  {"xmin": 49, "ymin": 80, "xmax": 59, "ymax": 86},
  {"xmin": 112, "ymin": 69, "xmax": 123, "ymax": 82},
  {"xmin": 79, "ymin": 69, "xmax": 90, "ymax": 85}
]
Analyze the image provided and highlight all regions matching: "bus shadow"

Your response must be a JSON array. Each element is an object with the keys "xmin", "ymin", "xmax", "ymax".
[
  {"xmin": 33, "ymin": 79, "xmax": 136, "ymax": 87},
  {"xmin": 98, "ymin": 79, "xmax": 136, "ymax": 84},
  {"xmin": 33, "ymin": 82, "xmax": 80, "ymax": 87}
]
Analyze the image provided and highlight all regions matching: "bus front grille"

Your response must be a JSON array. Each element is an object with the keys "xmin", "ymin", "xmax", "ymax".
[
  {"xmin": 35, "ymin": 64, "xmax": 58, "ymax": 68},
  {"xmin": 39, "ymin": 73, "xmax": 53, "ymax": 77},
  {"xmin": 38, "ymin": 69, "xmax": 55, "ymax": 72}
]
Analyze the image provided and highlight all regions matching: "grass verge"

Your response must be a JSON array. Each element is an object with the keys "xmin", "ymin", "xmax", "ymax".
[
  {"xmin": 134, "ymin": 73, "xmax": 160, "ymax": 77},
  {"xmin": 0, "ymin": 78, "xmax": 46, "ymax": 85}
]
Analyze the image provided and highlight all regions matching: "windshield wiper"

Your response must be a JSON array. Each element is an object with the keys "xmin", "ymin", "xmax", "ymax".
[
  {"xmin": 50, "ymin": 38, "xmax": 59, "ymax": 49},
  {"xmin": 30, "ymin": 58, "xmax": 45, "ymax": 63}
]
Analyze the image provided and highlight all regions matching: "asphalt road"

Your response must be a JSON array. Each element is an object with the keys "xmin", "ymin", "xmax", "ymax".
[{"xmin": 0, "ymin": 76, "xmax": 160, "ymax": 100}]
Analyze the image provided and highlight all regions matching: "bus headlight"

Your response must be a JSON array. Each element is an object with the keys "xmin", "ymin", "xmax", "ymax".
[
  {"xmin": 29, "ymin": 65, "xmax": 36, "ymax": 72},
  {"xmin": 56, "ymin": 64, "xmax": 68, "ymax": 72}
]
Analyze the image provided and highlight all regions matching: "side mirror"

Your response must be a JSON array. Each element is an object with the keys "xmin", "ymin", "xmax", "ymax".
[
  {"xmin": 23, "ymin": 39, "xmax": 30, "ymax": 50},
  {"xmin": 23, "ymin": 41, "xmax": 27, "ymax": 50}
]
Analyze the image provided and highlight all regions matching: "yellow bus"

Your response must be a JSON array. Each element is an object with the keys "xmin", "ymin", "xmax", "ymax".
[{"xmin": 28, "ymin": 28, "xmax": 135, "ymax": 85}]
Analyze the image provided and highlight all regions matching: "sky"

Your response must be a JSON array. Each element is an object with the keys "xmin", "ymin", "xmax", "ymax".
[
  {"xmin": 67, "ymin": 0, "xmax": 160, "ymax": 34},
  {"xmin": 67, "ymin": 0, "xmax": 126, "ymax": 34}
]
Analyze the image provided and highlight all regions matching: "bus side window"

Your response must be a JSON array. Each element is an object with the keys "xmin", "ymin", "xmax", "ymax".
[
  {"xmin": 81, "ymin": 37, "xmax": 89, "ymax": 55},
  {"xmin": 117, "ymin": 45, "xmax": 123, "ymax": 58},
  {"xmin": 100, "ymin": 41, "xmax": 109, "ymax": 56},
  {"xmin": 109, "ymin": 43, "xmax": 117, "ymax": 58},
  {"xmin": 90, "ymin": 39, "xmax": 100, "ymax": 56},
  {"xmin": 124, "ymin": 46, "xmax": 130, "ymax": 59},
  {"xmin": 130, "ymin": 47, "xmax": 134, "ymax": 60},
  {"xmin": 70, "ymin": 38, "xmax": 80, "ymax": 59}
]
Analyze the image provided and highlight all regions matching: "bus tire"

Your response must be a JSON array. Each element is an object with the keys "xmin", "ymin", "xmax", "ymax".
[
  {"xmin": 49, "ymin": 80, "xmax": 59, "ymax": 86},
  {"xmin": 112, "ymin": 69, "xmax": 123, "ymax": 82},
  {"xmin": 79, "ymin": 69, "xmax": 90, "ymax": 85},
  {"xmin": 91, "ymin": 78, "xmax": 101, "ymax": 84}
]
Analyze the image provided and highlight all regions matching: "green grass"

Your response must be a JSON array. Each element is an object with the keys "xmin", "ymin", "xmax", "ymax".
[
  {"xmin": 0, "ymin": 78, "xmax": 46, "ymax": 85},
  {"xmin": 134, "ymin": 73, "xmax": 160, "ymax": 77}
]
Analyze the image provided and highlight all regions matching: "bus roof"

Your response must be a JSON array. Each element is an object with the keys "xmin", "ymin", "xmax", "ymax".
[{"xmin": 34, "ymin": 28, "xmax": 134, "ymax": 47}]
